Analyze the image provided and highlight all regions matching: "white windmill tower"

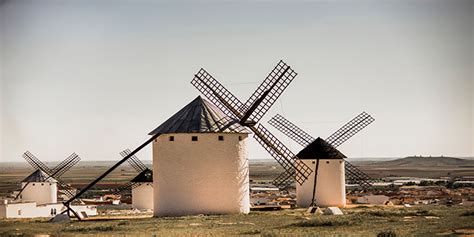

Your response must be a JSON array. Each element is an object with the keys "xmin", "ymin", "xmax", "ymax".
[
  {"xmin": 17, "ymin": 152, "xmax": 80, "ymax": 205},
  {"xmin": 130, "ymin": 169, "xmax": 153, "ymax": 210},
  {"xmin": 19, "ymin": 170, "xmax": 58, "ymax": 205},
  {"xmin": 149, "ymin": 96, "xmax": 250, "ymax": 216},
  {"xmin": 268, "ymin": 112, "xmax": 375, "ymax": 208}
]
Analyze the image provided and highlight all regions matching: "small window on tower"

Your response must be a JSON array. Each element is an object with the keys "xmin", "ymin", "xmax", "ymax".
[
  {"xmin": 18, "ymin": 210, "xmax": 22, "ymax": 216},
  {"xmin": 238, "ymin": 136, "xmax": 243, "ymax": 141},
  {"xmin": 32, "ymin": 184, "xmax": 35, "ymax": 186},
  {"xmin": 312, "ymin": 161, "xmax": 316, "ymax": 164},
  {"xmin": 169, "ymin": 136, "xmax": 175, "ymax": 141},
  {"xmin": 41, "ymin": 183, "xmax": 44, "ymax": 186},
  {"xmin": 326, "ymin": 161, "xmax": 330, "ymax": 164},
  {"xmin": 192, "ymin": 136, "xmax": 198, "ymax": 141},
  {"xmin": 218, "ymin": 135, "xmax": 224, "ymax": 141}
]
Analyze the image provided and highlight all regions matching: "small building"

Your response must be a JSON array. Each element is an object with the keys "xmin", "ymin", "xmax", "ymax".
[
  {"xmin": 0, "ymin": 200, "xmax": 97, "ymax": 219},
  {"xmin": 2, "ymin": 168, "xmax": 97, "ymax": 219},
  {"xmin": 130, "ymin": 169, "xmax": 153, "ymax": 210},
  {"xmin": 150, "ymin": 96, "xmax": 250, "ymax": 217},
  {"xmin": 356, "ymin": 195, "xmax": 390, "ymax": 204},
  {"xmin": 295, "ymin": 138, "xmax": 346, "ymax": 208}
]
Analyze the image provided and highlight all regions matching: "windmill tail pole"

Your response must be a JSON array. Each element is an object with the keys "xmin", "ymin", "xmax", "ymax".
[
  {"xmin": 310, "ymin": 159, "xmax": 320, "ymax": 207},
  {"xmin": 14, "ymin": 182, "xmax": 31, "ymax": 200},
  {"xmin": 63, "ymin": 133, "xmax": 161, "ymax": 208}
]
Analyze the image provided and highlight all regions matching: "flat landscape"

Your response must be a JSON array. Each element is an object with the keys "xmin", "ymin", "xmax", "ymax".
[
  {"xmin": 0, "ymin": 156, "xmax": 473, "ymax": 236},
  {"xmin": 1, "ymin": 156, "xmax": 474, "ymax": 197}
]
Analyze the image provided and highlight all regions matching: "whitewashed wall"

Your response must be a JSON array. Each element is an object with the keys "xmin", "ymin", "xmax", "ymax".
[
  {"xmin": 0, "ymin": 202, "xmax": 62, "ymax": 219},
  {"xmin": 297, "ymin": 159, "xmax": 346, "ymax": 208},
  {"xmin": 0, "ymin": 202, "xmax": 96, "ymax": 219},
  {"xmin": 132, "ymin": 183, "xmax": 153, "ymax": 210},
  {"xmin": 20, "ymin": 182, "xmax": 57, "ymax": 205},
  {"xmin": 153, "ymin": 133, "xmax": 249, "ymax": 217}
]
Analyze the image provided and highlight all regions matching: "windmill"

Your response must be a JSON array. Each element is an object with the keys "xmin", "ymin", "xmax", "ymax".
[
  {"xmin": 17, "ymin": 151, "xmax": 80, "ymax": 203},
  {"xmin": 190, "ymin": 60, "xmax": 313, "ymax": 189},
  {"xmin": 267, "ymin": 112, "xmax": 374, "ymax": 207},
  {"xmin": 112, "ymin": 149, "xmax": 153, "ymax": 210}
]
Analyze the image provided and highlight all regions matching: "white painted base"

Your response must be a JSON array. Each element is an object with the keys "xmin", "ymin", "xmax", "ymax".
[
  {"xmin": 296, "ymin": 159, "xmax": 346, "ymax": 208},
  {"xmin": 20, "ymin": 182, "xmax": 57, "ymax": 205},
  {"xmin": 153, "ymin": 133, "xmax": 250, "ymax": 217},
  {"xmin": 132, "ymin": 183, "xmax": 153, "ymax": 210}
]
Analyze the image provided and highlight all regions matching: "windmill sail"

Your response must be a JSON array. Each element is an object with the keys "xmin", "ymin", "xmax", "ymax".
[{"xmin": 191, "ymin": 60, "xmax": 312, "ymax": 188}]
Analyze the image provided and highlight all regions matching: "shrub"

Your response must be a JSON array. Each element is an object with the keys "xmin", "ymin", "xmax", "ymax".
[
  {"xmin": 460, "ymin": 211, "xmax": 474, "ymax": 216},
  {"xmin": 377, "ymin": 230, "xmax": 397, "ymax": 237},
  {"xmin": 62, "ymin": 225, "xmax": 116, "ymax": 232},
  {"xmin": 361, "ymin": 209, "xmax": 435, "ymax": 217},
  {"xmin": 241, "ymin": 229, "xmax": 261, "ymax": 235}
]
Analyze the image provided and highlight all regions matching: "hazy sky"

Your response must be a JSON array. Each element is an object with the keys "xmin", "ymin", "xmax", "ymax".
[{"xmin": 0, "ymin": 0, "xmax": 473, "ymax": 163}]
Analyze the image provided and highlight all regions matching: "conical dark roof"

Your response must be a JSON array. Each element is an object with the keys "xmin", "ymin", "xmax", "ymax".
[
  {"xmin": 22, "ymin": 169, "xmax": 57, "ymax": 183},
  {"xmin": 149, "ymin": 96, "xmax": 249, "ymax": 135},
  {"xmin": 296, "ymin": 137, "xmax": 346, "ymax": 160},
  {"xmin": 130, "ymin": 169, "xmax": 153, "ymax": 183}
]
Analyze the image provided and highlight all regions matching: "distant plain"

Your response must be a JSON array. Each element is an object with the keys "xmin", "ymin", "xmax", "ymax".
[
  {"xmin": 1, "ymin": 156, "xmax": 473, "ymax": 197},
  {"xmin": 0, "ymin": 157, "xmax": 473, "ymax": 236}
]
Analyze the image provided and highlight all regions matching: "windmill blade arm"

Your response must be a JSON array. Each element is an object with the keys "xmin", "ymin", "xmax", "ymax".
[
  {"xmin": 325, "ymin": 112, "xmax": 375, "ymax": 148},
  {"xmin": 23, "ymin": 151, "xmax": 52, "ymax": 174},
  {"xmin": 51, "ymin": 153, "xmax": 80, "ymax": 177},
  {"xmin": 191, "ymin": 68, "xmax": 245, "ymax": 119},
  {"xmin": 252, "ymin": 124, "xmax": 312, "ymax": 186},
  {"xmin": 272, "ymin": 170, "xmax": 295, "ymax": 190},
  {"xmin": 121, "ymin": 149, "xmax": 147, "ymax": 172},
  {"xmin": 53, "ymin": 157, "xmax": 80, "ymax": 178},
  {"xmin": 268, "ymin": 114, "xmax": 315, "ymax": 147},
  {"xmin": 345, "ymin": 161, "xmax": 372, "ymax": 189},
  {"xmin": 55, "ymin": 178, "xmax": 78, "ymax": 199},
  {"xmin": 241, "ymin": 60, "xmax": 297, "ymax": 123}
]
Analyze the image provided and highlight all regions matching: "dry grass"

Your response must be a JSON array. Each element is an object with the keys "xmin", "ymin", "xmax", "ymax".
[{"xmin": 0, "ymin": 205, "xmax": 473, "ymax": 236}]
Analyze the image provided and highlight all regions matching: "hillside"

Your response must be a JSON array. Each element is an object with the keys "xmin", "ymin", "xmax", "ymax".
[{"xmin": 367, "ymin": 156, "xmax": 474, "ymax": 167}]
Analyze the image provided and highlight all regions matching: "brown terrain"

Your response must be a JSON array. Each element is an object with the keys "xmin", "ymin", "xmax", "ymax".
[{"xmin": 0, "ymin": 156, "xmax": 473, "ymax": 198}]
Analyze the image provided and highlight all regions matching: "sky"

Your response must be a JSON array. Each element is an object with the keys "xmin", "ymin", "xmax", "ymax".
[{"xmin": 0, "ymin": 0, "xmax": 473, "ymax": 162}]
